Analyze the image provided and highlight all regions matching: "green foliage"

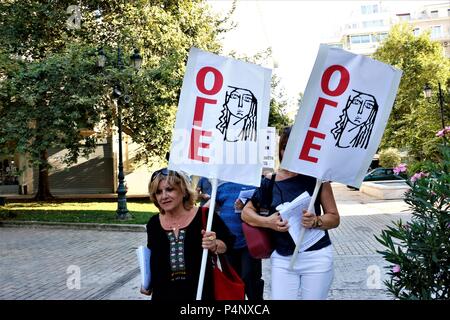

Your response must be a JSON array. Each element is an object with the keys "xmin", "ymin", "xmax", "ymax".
[
  {"xmin": 269, "ymin": 75, "xmax": 294, "ymax": 131},
  {"xmin": 376, "ymin": 136, "xmax": 450, "ymax": 299},
  {"xmin": 379, "ymin": 147, "xmax": 401, "ymax": 168},
  {"xmin": 0, "ymin": 44, "xmax": 106, "ymax": 167},
  {"xmin": 0, "ymin": 201, "xmax": 158, "ymax": 224},
  {"xmin": 0, "ymin": 0, "xmax": 228, "ymax": 171},
  {"xmin": 373, "ymin": 23, "xmax": 450, "ymax": 161}
]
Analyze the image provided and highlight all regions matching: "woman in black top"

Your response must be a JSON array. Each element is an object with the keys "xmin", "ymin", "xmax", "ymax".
[
  {"xmin": 242, "ymin": 127, "xmax": 340, "ymax": 300},
  {"xmin": 140, "ymin": 168, "xmax": 235, "ymax": 300}
]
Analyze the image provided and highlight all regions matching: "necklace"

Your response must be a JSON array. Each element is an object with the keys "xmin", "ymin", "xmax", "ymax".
[{"xmin": 161, "ymin": 212, "xmax": 193, "ymax": 232}]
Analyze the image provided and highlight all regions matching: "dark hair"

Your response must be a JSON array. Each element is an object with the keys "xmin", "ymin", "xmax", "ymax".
[{"xmin": 279, "ymin": 126, "xmax": 292, "ymax": 161}]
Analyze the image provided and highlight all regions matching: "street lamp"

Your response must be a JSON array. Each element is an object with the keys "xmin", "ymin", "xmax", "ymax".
[
  {"xmin": 424, "ymin": 82, "xmax": 449, "ymax": 146},
  {"xmin": 423, "ymin": 82, "xmax": 449, "ymax": 132},
  {"xmin": 98, "ymin": 46, "xmax": 142, "ymax": 219}
]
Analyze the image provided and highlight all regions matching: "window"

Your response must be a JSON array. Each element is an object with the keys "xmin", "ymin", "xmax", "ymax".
[
  {"xmin": 361, "ymin": 4, "xmax": 379, "ymax": 15},
  {"xmin": 430, "ymin": 10, "xmax": 438, "ymax": 18},
  {"xmin": 413, "ymin": 28, "xmax": 420, "ymax": 36},
  {"xmin": 431, "ymin": 25, "xmax": 442, "ymax": 39},
  {"xmin": 350, "ymin": 35, "xmax": 361, "ymax": 44},
  {"xmin": 350, "ymin": 34, "xmax": 371, "ymax": 44},
  {"xmin": 371, "ymin": 33, "xmax": 388, "ymax": 42},
  {"xmin": 0, "ymin": 158, "xmax": 18, "ymax": 186},
  {"xmin": 360, "ymin": 35, "xmax": 370, "ymax": 43},
  {"xmin": 396, "ymin": 13, "xmax": 411, "ymax": 21},
  {"xmin": 362, "ymin": 20, "xmax": 384, "ymax": 28}
]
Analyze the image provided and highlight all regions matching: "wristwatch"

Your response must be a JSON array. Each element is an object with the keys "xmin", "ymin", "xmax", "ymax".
[{"xmin": 315, "ymin": 216, "xmax": 323, "ymax": 228}]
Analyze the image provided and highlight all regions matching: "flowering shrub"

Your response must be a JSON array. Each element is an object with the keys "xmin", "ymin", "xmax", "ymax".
[
  {"xmin": 393, "ymin": 163, "xmax": 407, "ymax": 175},
  {"xmin": 376, "ymin": 131, "xmax": 449, "ymax": 300},
  {"xmin": 436, "ymin": 126, "xmax": 450, "ymax": 138}
]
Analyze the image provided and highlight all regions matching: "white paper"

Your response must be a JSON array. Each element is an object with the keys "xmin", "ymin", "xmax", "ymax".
[
  {"xmin": 276, "ymin": 192, "xmax": 326, "ymax": 252},
  {"xmin": 235, "ymin": 188, "xmax": 256, "ymax": 213},
  {"xmin": 136, "ymin": 245, "xmax": 151, "ymax": 290},
  {"xmin": 238, "ymin": 189, "xmax": 256, "ymax": 204}
]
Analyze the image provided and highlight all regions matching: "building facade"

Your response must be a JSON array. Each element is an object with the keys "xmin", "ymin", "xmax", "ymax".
[
  {"xmin": 326, "ymin": 1, "xmax": 450, "ymax": 57},
  {"xmin": 0, "ymin": 130, "xmax": 154, "ymax": 196}
]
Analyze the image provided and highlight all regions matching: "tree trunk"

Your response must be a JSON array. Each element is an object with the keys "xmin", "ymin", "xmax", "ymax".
[{"xmin": 34, "ymin": 150, "xmax": 54, "ymax": 201}]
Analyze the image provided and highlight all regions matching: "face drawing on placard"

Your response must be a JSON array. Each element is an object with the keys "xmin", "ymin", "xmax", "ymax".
[
  {"xmin": 216, "ymin": 86, "xmax": 257, "ymax": 142},
  {"xmin": 331, "ymin": 90, "xmax": 378, "ymax": 149}
]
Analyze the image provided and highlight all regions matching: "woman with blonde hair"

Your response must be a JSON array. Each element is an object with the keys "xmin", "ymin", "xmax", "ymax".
[{"xmin": 140, "ymin": 168, "xmax": 235, "ymax": 300}]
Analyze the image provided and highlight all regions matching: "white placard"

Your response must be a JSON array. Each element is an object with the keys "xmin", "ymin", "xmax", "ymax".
[
  {"xmin": 169, "ymin": 48, "xmax": 272, "ymax": 186},
  {"xmin": 261, "ymin": 126, "xmax": 276, "ymax": 169},
  {"xmin": 281, "ymin": 44, "xmax": 402, "ymax": 188}
]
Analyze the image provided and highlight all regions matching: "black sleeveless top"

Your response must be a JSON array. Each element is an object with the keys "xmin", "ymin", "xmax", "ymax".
[{"xmin": 251, "ymin": 174, "xmax": 331, "ymax": 256}]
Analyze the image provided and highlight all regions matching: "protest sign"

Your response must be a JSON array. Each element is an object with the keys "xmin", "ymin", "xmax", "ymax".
[
  {"xmin": 169, "ymin": 47, "xmax": 272, "ymax": 186},
  {"xmin": 282, "ymin": 44, "xmax": 402, "ymax": 188}
]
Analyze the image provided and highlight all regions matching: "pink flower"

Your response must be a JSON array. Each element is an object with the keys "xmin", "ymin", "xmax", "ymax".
[
  {"xmin": 394, "ymin": 163, "xmax": 407, "ymax": 175},
  {"xmin": 436, "ymin": 126, "xmax": 450, "ymax": 137},
  {"xmin": 392, "ymin": 265, "xmax": 401, "ymax": 273},
  {"xmin": 410, "ymin": 171, "xmax": 428, "ymax": 182}
]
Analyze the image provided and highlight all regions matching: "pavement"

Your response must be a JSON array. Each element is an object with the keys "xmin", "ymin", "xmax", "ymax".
[{"xmin": 0, "ymin": 183, "xmax": 412, "ymax": 300}]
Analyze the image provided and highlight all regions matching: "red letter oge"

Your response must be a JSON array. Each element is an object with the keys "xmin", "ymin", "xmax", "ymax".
[{"xmin": 321, "ymin": 65, "xmax": 350, "ymax": 97}]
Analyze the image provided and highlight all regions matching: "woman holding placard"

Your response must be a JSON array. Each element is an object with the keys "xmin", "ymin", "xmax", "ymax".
[
  {"xmin": 140, "ymin": 168, "xmax": 235, "ymax": 300},
  {"xmin": 242, "ymin": 126, "xmax": 340, "ymax": 300}
]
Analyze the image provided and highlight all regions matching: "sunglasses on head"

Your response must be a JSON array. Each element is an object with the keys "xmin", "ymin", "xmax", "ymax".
[{"xmin": 150, "ymin": 168, "xmax": 181, "ymax": 182}]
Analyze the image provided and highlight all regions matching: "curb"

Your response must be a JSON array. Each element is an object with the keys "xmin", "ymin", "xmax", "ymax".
[{"xmin": 0, "ymin": 220, "xmax": 146, "ymax": 232}]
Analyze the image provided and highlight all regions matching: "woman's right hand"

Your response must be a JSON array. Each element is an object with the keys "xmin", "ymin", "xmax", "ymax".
[
  {"xmin": 140, "ymin": 286, "xmax": 152, "ymax": 296},
  {"xmin": 267, "ymin": 212, "xmax": 289, "ymax": 232}
]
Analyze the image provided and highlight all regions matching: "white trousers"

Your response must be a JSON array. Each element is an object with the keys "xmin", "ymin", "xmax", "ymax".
[{"xmin": 270, "ymin": 245, "xmax": 334, "ymax": 300}]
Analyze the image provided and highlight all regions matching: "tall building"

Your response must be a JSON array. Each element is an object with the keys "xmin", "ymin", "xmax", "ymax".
[
  {"xmin": 407, "ymin": 2, "xmax": 450, "ymax": 57},
  {"xmin": 326, "ymin": 1, "xmax": 450, "ymax": 57}
]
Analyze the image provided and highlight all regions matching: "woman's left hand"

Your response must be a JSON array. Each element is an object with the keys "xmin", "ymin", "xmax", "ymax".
[
  {"xmin": 201, "ymin": 230, "xmax": 218, "ymax": 252},
  {"xmin": 301, "ymin": 209, "xmax": 316, "ymax": 229},
  {"xmin": 234, "ymin": 199, "xmax": 245, "ymax": 210}
]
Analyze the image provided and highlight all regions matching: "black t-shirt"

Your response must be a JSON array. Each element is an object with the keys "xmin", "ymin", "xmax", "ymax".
[
  {"xmin": 146, "ymin": 207, "xmax": 235, "ymax": 300},
  {"xmin": 251, "ymin": 174, "xmax": 331, "ymax": 256}
]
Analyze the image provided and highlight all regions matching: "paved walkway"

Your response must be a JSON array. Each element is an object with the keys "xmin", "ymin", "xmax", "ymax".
[{"xmin": 0, "ymin": 183, "xmax": 412, "ymax": 300}]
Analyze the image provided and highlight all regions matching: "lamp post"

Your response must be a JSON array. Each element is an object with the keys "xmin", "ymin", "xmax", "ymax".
[
  {"xmin": 423, "ymin": 82, "xmax": 448, "ymax": 130},
  {"xmin": 424, "ymin": 82, "xmax": 449, "ymax": 145},
  {"xmin": 98, "ymin": 45, "xmax": 142, "ymax": 219}
]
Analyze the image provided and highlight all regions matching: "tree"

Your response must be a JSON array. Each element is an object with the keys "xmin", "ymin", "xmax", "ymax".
[
  {"xmin": 379, "ymin": 147, "xmax": 401, "ymax": 168},
  {"xmin": 0, "ymin": 0, "xmax": 229, "ymax": 199},
  {"xmin": 0, "ymin": 45, "xmax": 107, "ymax": 199},
  {"xmin": 268, "ymin": 74, "xmax": 294, "ymax": 132},
  {"xmin": 373, "ymin": 23, "xmax": 450, "ymax": 162},
  {"xmin": 376, "ymin": 132, "xmax": 449, "ymax": 299}
]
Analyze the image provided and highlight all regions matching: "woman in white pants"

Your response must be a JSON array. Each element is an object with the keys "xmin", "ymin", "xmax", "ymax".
[{"xmin": 242, "ymin": 126, "xmax": 340, "ymax": 300}]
